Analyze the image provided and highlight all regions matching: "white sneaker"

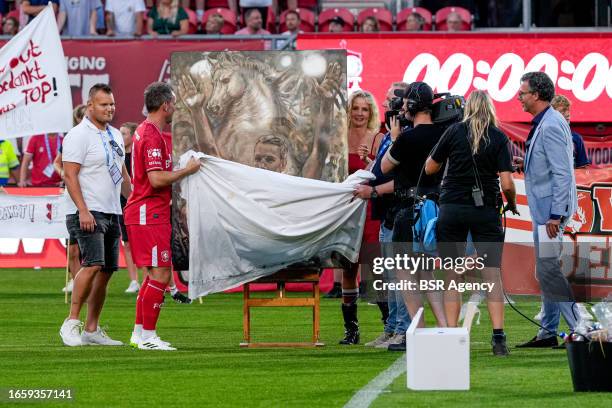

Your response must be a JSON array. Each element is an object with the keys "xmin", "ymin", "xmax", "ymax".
[
  {"xmin": 81, "ymin": 327, "xmax": 123, "ymax": 346},
  {"xmin": 138, "ymin": 336, "xmax": 176, "ymax": 351},
  {"xmin": 130, "ymin": 331, "xmax": 141, "ymax": 348},
  {"xmin": 384, "ymin": 333, "xmax": 406, "ymax": 346},
  {"xmin": 125, "ymin": 280, "xmax": 140, "ymax": 293},
  {"xmin": 130, "ymin": 332, "xmax": 171, "ymax": 348},
  {"xmin": 375, "ymin": 333, "xmax": 401, "ymax": 349},
  {"xmin": 59, "ymin": 318, "xmax": 83, "ymax": 346},
  {"xmin": 365, "ymin": 332, "xmax": 393, "ymax": 347},
  {"xmin": 62, "ymin": 279, "xmax": 74, "ymax": 293}
]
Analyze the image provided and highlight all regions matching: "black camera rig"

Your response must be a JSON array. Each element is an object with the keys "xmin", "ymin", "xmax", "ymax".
[{"xmin": 385, "ymin": 92, "xmax": 465, "ymax": 129}]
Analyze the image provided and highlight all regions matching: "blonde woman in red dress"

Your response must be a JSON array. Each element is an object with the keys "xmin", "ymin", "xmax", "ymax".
[{"xmin": 338, "ymin": 90, "xmax": 385, "ymax": 344}]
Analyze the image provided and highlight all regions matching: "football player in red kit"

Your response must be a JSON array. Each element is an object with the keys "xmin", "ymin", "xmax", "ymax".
[{"xmin": 124, "ymin": 82, "xmax": 200, "ymax": 351}]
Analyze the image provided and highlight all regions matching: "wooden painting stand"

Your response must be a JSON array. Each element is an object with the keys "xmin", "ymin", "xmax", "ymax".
[{"xmin": 240, "ymin": 267, "xmax": 325, "ymax": 348}]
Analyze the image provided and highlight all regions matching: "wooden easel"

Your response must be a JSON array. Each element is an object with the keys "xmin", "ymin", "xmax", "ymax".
[{"xmin": 240, "ymin": 267, "xmax": 325, "ymax": 348}]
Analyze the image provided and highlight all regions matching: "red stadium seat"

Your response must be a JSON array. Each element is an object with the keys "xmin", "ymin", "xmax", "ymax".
[
  {"xmin": 266, "ymin": 6, "xmax": 277, "ymax": 33},
  {"xmin": 296, "ymin": 0, "xmax": 318, "ymax": 10},
  {"xmin": 318, "ymin": 8, "xmax": 355, "ymax": 32},
  {"xmin": 357, "ymin": 8, "xmax": 393, "ymax": 31},
  {"xmin": 202, "ymin": 8, "xmax": 237, "ymax": 34},
  {"xmin": 184, "ymin": 8, "xmax": 199, "ymax": 34},
  {"xmin": 279, "ymin": 8, "xmax": 315, "ymax": 33},
  {"xmin": 204, "ymin": 0, "xmax": 231, "ymax": 9},
  {"xmin": 434, "ymin": 6, "xmax": 472, "ymax": 31},
  {"xmin": 397, "ymin": 7, "xmax": 433, "ymax": 31}
]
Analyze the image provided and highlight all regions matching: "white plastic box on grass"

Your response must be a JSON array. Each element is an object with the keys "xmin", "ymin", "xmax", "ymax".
[{"xmin": 406, "ymin": 308, "xmax": 470, "ymax": 390}]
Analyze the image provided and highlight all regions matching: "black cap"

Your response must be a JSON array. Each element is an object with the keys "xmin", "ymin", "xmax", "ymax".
[
  {"xmin": 395, "ymin": 82, "xmax": 434, "ymax": 105},
  {"xmin": 330, "ymin": 16, "xmax": 345, "ymax": 26}
]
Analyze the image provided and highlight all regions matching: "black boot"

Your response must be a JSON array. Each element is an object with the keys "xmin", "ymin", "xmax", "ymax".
[
  {"xmin": 324, "ymin": 282, "xmax": 342, "ymax": 299},
  {"xmin": 377, "ymin": 301, "xmax": 389, "ymax": 327},
  {"xmin": 339, "ymin": 303, "xmax": 360, "ymax": 345}
]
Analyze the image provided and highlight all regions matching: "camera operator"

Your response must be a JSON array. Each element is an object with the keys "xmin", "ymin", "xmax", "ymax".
[
  {"xmin": 381, "ymin": 81, "xmax": 449, "ymax": 351},
  {"xmin": 424, "ymin": 90, "xmax": 517, "ymax": 357},
  {"xmin": 353, "ymin": 81, "xmax": 412, "ymax": 350}
]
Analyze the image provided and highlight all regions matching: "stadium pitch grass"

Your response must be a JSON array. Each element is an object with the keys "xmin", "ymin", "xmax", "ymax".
[{"xmin": 0, "ymin": 268, "xmax": 608, "ymax": 408}]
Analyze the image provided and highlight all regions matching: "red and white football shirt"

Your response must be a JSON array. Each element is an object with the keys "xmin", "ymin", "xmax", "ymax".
[{"xmin": 124, "ymin": 121, "xmax": 172, "ymax": 226}]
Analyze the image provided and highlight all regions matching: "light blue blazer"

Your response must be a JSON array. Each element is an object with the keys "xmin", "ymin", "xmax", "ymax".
[{"xmin": 524, "ymin": 107, "xmax": 577, "ymax": 225}]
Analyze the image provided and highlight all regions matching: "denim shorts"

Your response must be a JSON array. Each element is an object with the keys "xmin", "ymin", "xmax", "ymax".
[
  {"xmin": 118, "ymin": 214, "xmax": 129, "ymax": 243},
  {"xmin": 66, "ymin": 211, "xmax": 121, "ymax": 272}
]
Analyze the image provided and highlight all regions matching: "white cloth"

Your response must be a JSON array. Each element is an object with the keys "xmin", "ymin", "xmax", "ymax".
[
  {"xmin": 0, "ymin": 5, "xmax": 72, "ymax": 139},
  {"xmin": 105, "ymin": 0, "xmax": 146, "ymax": 36},
  {"xmin": 62, "ymin": 117, "xmax": 124, "ymax": 215},
  {"xmin": 180, "ymin": 152, "xmax": 372, "ymax": 298}
]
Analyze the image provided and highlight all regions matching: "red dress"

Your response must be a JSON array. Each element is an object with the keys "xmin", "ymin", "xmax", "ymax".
[{"xmin": 349, "ymin": 147, "xmax": 381, "ymax": 245}]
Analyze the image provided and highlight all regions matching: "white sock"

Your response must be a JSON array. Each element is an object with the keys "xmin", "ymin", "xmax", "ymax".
[
  {"xmin": 133, "ymin": 324, "xmax": 142, "ymax": 336},
  {"xmin": 142, "ymin": 329, "xmax": 156, "ymax": 341},
  {"xmin": 169, "ymin": 285, "xmax": 178, "ymax": 295}
]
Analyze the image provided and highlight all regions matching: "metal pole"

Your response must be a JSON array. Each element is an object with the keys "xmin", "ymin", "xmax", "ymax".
[{"xmin": 523, "ymin": 0, "xmax": 531, "ymax": 31}]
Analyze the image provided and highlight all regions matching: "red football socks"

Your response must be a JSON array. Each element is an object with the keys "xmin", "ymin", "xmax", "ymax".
[
  {"xmin": 135, "ymin": 275, "xmax": 150, "ymax": 326},
  {"xmin": 142, "ymin": 279, "xmax": 167, "ymax": 331}
]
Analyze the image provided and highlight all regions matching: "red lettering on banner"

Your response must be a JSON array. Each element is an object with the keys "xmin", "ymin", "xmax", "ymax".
[
  {"xmin": 46, "ymin": 203, "xmax": 53, "ymax": 221},
  {"xmin": 21, "ymin": 81, "xmax": 52, "ymax": 105},
  {"xmin": 0, "ymin": 41, "xmax": 49, "ymax": 108},
  {"xmin": 3, "ymin": 60, "xmax": 48, "ymax": 90},
  {"xmin": 593, "ymin": 186, "xmax": 612, "ymax": 232},
  {"xmin": 0, "ymin": 103, "xmax": 16, "ymax": 115},
  {"xmin": 4, "ymin": 41, "xmax": 42, "ymax": 71}
]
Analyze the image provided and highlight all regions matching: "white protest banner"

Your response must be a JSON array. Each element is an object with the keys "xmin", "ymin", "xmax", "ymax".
[
  {"xmin": 0, "ymin": 193, "xmax": 68, "ymax": 238},
  {"xmin": 0, "ymin": 5, "xmax": 72, "ymax": 139}
]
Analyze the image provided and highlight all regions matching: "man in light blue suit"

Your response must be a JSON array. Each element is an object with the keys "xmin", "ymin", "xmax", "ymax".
[{"xmin": 513, "ymin": 72, "xmax": 578, "ymax": 348}]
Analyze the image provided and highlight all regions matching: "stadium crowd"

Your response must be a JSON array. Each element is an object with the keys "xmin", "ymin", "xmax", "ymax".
[{"xmin": 0, "ymin": 0, "xmax": 601, "ymax": 39}]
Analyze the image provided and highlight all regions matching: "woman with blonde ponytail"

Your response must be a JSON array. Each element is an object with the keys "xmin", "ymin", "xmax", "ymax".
[{"xmin": 425, "ymin": 90, "xmax": 518, "ymax": 357}]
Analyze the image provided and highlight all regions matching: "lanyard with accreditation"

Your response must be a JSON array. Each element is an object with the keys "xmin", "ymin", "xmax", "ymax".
[
  {"xmin": 98, "ymin": 127, "xmax": 124, "ymax": 186},
  {"xmin": 42, "ymin": 133, "xmax": 61, "ymax": 178}
]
